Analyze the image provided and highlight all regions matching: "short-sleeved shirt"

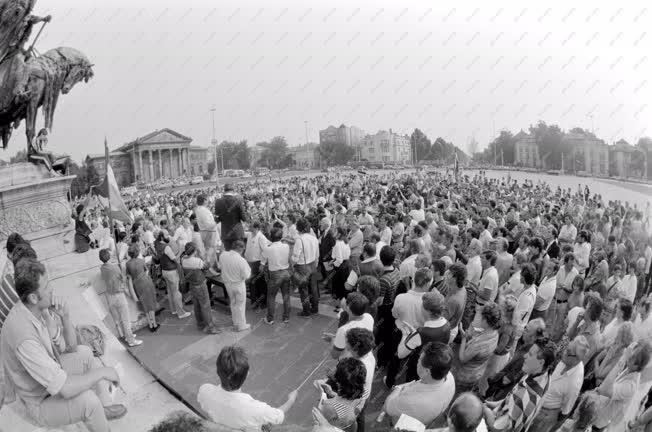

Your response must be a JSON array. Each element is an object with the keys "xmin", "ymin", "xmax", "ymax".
[
  {"xmin": 456, "ymin": 329, "xmax": 499, "ymax": 386},
  {"xmin": 333, "ymin": 313, "xmax": 374, "ymax": 351},
  {"xmin": 198, "ymin": 384, "xmax": 284, "ymax": 431},
  {"xmin": 0, "ymin": 302, "xmax": 68, "ymax": 410}
]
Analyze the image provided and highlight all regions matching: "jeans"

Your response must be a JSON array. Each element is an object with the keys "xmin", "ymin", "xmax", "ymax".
[
  {"xmin": 30, "ymin": 346, "xmax": 110, "ymax": 432},
  {"xmin": 296, "ymin": 262, "xmax": 318, "ymax": 313},
  {"xmin": 266, "ymin": 269, "xmax": 290, "ymax": 321},
  {"xmin": 162, "ymin": 269, "xmax": 185, "ymax": 315},
  {"xmin": 190, "ymin": 283, "xmax": 218, "ymax": 331},
  {"xmin": 225, "ymin": 282, "xmax": 247, "ymax": 329},
  {"xmin": 106, "ymin": 292, "xmax": 134, "ymax": 343}
]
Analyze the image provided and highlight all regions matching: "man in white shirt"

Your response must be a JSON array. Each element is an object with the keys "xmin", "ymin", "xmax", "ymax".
[
  {"xmin": 512, "ymin": 263, "xmax": 538, "ymax": 352},
  {"xmin": 383, "ymin": 342, "xmax": 456, "ymax": 426},
  {"xmin": 478, "ymin": 218, "xmax": 493, "ymax": 250},
  {"xmin": 194, "ymin": 195, "xmax": 217, "ymax": 251},
  {"xmin": 558, "ymin": 215, "xmax": 577, "ymax": 245},
  {"xmin": 532, "ymin": 260, "xmax": 557, "ymax": 321},
  {"xmin": 261, "ymin": 227, "xmax": 290, "ymax": 324},
  {"xmin": 495, "ymin": 238, "xmax": 514, "ymax": 287},
  {"xmin": 292, "ymin": 218, "xmax": 320, "ymax": 316},
  {"xmin": 379, "ymin": 217, "xmax": 393, "ymax": 246},
  {"xmin": 392, "ymin": 268, "xmax": 431, "ymax": 331},
  {"xmin": 500, "ymin": 252, "xmax": 528, "ymax": 299},
  {"xmin": 472, "ymin": 250, "xmax": 499, "ymax": 328},
  {"xmin": 465, "ymin": 239, "xmax": 483, "ymax": 286},
  {"xmin": 219, "ymin": 240, "xmax": 251, "ymax": 331},
  {"xmin": 325, "ymin": 292, "xmax": 374, "ymax": 359},
  {"xmin": 198, "ymin": 345, "xmax": 297, "ymax": 432},
  {"xmin": 399, "ymin": 240, "xmax": 423, "ymax": 281},
  {"xmin": 528, "ymin": 337, "xmax": 588, "ymax": 432},
  {"xmin": 245, "ymin": 222, "xmax": 271, "ymax": 309}
]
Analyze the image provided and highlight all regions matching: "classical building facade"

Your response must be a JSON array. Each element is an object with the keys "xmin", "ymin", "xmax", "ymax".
[
  {"xmin": 359, "ymin": 129, "xmax": 411, "ymax": 163},
  {"xmin": 513, "ymin": 131, "xmax": 540, "ymax": 167},
  {"xmin": 565, "ymin": 132, "xmax": 610, "ymax": 176},
  {"xmin": 86, "ymin": 129, "xmax": 209, "ymax": 187},
  {"xmin": 610, "ymin": 139, "xmax": 637, "ymax": 177}
]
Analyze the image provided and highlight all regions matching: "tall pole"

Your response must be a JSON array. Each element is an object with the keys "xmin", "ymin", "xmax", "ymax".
[
  {"xmin": 104, "ymin": 137, "xmax": 119, "ymax": 266},
  {"xmin": 304, "ymin": 120, "xmax": 309, "ymax": 171},
  {"xmin": 210, "ymin": 107, "xmax": 218, "ymax": 187}
]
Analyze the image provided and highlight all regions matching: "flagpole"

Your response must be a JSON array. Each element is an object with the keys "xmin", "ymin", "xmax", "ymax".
[{"xmin": 105, "ymin": 138, "xmax": 120, "ymax": 266}]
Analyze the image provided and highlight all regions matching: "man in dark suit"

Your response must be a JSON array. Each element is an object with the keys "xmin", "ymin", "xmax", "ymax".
[
  {"xmin": 312, "ymin": 217, "xmax": 335, "ymax": 296},
  {"xmin": 545, "ymin": 226, "xmax": 560, "ymax": 260},
  {"xmin": 214, "ymin": 184, "xmax": 247, "ymax": 250}
]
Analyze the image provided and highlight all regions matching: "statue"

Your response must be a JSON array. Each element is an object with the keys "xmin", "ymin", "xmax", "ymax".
[{"xmin": 0, "ymin": 0, "xmax": 93, "ymax": 171}]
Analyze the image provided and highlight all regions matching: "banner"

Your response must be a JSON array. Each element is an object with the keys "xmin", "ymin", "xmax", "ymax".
[{"xmin": 91, "ymin": 164, "xmax": 133, "ymax": 224}]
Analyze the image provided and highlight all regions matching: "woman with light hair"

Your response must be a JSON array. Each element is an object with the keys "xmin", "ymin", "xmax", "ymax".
[
  {"xmin": 478, "ymin": 295, "xmax": 518, "ymax": 396},
  {"xmin": 592, "ymin": 321, "xmax": 635, "ymax": 386}
]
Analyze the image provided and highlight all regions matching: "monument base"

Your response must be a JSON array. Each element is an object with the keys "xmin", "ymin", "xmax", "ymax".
[{"xmin": 0, "ymin": 163, "xmax": 75, "ymax": 242}]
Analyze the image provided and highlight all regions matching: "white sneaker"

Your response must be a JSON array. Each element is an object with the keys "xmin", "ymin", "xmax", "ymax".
[
  {"xmin": 128, "ymin": 339, "xmax": 143, "ymax": 347},
  {"xmin": 178, "ymin": 311, "xmax": 191, "ymax": 319}
]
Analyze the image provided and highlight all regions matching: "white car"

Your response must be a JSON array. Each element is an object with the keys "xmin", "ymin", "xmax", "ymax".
[{"xmin": 190, "ymin": 176, "xmax": 204, "ymax": 185}]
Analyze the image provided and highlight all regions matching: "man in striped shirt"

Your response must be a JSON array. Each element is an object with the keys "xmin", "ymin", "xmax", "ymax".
[
  {"xmin": 377, "ymin": 246, "xmax": 401, "ymax": 367},
  {"xmin": 485, "ymin": 340, "xmax": 555, "ymax": 432}
]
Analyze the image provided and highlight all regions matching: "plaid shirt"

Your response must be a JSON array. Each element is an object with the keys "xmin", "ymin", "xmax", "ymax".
[{"xmin": 491, "ymin": 372, "xmax": 549, "ymax": 432}]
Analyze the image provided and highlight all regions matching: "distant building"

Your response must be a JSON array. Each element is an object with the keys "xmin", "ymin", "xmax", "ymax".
[
  {"xmin": 85, "ymin": 128, "xmax": 209, "ymax": 187},
  {"xmin": 319, "ymin": 124, "xmax": 366, "ymax": 158},
  {"xmin": 289, "ymin": 143, "xmax": 319, "ymax": 168},
  {"xmin": 513, "ymin": 131, "xmax": 540, "ymax": 167},
  {"xmin": 360, "ymin": 129, "xmax": 411, "ymax": 164},
  {"xmin": 565, "ymin": 132, "xmax": 610, "ymax": 176},
  {"xmin": 610, "ymin": 139, "xmax": 637, "ymax": 177},
  {"xmin": 249, "ymin": 145, "xmax": 266, "ymax": 168}
]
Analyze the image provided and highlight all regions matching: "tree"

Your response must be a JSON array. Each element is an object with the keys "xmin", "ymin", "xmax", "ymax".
[
  {"xmin": 637, "ymin": 137, "xmax": 652, "ymax": 179},
  {"xmin": 85, "ymin": 163, "xmax": 100, "ymax": 188},
  {"xmin": 317, "ymin": 141, "xmax": 355, "ymax": 166},
  {"xmin": 218, "ymin": 140, "xmax": 251, "ymax": 170},
  {"xmin": 258, "ymin": 136, "xmax": 292, "ymax": 169},
  {"xmin": 410, "ymin": 129, "xmax": 432, "ymax": 162},
  {"xmin": 529, "ymin": 121, "xmax": 567, "ymax": 170}
]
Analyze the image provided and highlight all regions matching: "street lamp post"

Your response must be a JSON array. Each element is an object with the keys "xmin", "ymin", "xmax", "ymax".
[{"xmin": 210, "ymin": 107, "xmax": 218, "ymax": 187}]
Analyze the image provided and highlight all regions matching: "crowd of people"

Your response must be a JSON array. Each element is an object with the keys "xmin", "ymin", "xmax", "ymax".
[{"xmin": 2, "ymin": 168, "xmax": 652, "ymax": 432}]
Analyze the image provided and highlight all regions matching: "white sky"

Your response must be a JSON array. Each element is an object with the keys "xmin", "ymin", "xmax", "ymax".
[{"xmin": 7, "ymin": 0, "xmax": 651, "ymax": 162}]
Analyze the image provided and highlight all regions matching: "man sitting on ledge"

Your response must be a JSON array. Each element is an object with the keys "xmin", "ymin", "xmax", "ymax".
[{"xmin": 0, "ymin": 258, "xmax": 125, "ymax": 432}]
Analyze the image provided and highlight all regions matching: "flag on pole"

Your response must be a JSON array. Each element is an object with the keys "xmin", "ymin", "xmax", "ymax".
[
  {"xmin": 90, "ymin": 140, "xmax": 132, "ymax": 224},
  {"xmin": 454, "ymin": 150, "xmax": 459, "ymax": 177}
]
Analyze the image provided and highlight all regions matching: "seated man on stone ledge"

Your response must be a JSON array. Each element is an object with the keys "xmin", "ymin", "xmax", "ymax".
[
  {"xmin": 28, "ymin": 128, "xmax": 69, "ymax": 175},
  {"xmin": 0, "ymin": 258, "xmax": 126, "ymax": 432}
]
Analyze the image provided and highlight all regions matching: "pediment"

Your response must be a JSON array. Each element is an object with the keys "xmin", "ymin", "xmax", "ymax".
[{"xmin": 140, "ymin": 129, "xmax": 191, "ymax": 144}]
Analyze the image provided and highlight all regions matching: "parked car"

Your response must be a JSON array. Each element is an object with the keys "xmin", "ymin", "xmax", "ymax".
[{"xmin": 190, "ymin": 176, "xmax": 204, "ymax": 185}]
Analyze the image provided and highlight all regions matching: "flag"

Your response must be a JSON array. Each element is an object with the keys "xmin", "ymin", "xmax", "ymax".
[
  {"xmin": 91, "ymin": 164, "xmax": 132, "ymax": 224},
  {"xmin": 454, "ymin": 151, "xmax": 459, "ymax": 174}
]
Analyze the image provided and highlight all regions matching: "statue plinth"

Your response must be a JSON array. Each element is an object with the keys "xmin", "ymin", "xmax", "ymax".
[{"xmin": 0, "ymin": 163, "xmax": 75, "ymax": 241}]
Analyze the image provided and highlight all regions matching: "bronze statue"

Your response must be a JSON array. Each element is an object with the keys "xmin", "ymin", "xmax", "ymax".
[{"xmin": 0, "ymin": 0, "xmax": 93, "ymax": 169}]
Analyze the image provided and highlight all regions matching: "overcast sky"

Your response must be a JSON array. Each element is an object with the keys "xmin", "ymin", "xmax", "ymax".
[{"xmin": 8, "ymin": 0, "xmax": 651, "ymax": 162}]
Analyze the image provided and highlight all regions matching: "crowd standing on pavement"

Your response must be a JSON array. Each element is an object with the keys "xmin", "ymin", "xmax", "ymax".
[{"xmin": 2, "ymin": 167, "xmax": 652, "ymax": 432}]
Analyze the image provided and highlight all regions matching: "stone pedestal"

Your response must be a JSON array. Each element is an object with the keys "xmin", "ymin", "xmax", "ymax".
[{"xmin": 0, "ymin": 163, "xmax": 75, "ymax": 241}]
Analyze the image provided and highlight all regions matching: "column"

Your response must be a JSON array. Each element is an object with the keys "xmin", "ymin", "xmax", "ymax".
[
  {"xmin": 177, "ymin": 148, "xmax": 182, "ymax": 177},
  {"xmin": 157, "ymin": 149, "xmax": 163, "ymax": 179},
  {"xmin": 185, "ymin": 149, "xmax": 190, "ymax": 174},
  {"xmin": 179, "ymin": 148, "xmax": 184, "ymax": 175},
  {"xmin": 138, "ymin": 150, "xmax": 143, "ymax": 182},
  {"xmin": 147, "ymin": 150, "xmax": 153, "ymax": 181}
]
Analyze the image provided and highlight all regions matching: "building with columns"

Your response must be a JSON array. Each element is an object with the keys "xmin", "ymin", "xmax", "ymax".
[
  {"xmin": 85, "ymin": 128, "xmax": 209, "ymax": 187},
  {"xmin": 359, "ymin": 129, "xmax": 411, "ymax": 163}
]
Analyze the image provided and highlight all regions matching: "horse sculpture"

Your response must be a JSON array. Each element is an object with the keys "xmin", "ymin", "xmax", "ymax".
[
  {"xmin": 0, "ymin": 47, "xmax": 94, "ymax": 157},
  {"xmin": 0, "ymin": 0, "xmax": 93, "ymax": 167}
]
